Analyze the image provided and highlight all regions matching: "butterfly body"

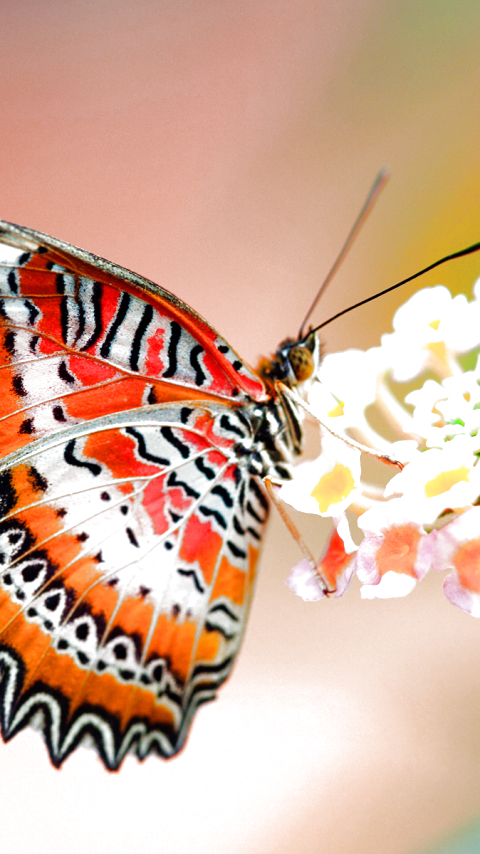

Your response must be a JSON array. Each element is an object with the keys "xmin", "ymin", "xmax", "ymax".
[{"xmin": 0, "ymin": 220, "xmax": 318, "ymax": 768}]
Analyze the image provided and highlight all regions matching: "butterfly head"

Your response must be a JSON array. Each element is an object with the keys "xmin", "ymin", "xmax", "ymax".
[{"xmin": 258, "ymin": 331, "xmax": 320, "ymax": 391}]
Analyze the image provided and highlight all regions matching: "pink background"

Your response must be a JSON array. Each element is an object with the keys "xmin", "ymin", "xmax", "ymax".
[{"xmin": 1, "ymin": 2, "xmax": 480, "ymax": 852}]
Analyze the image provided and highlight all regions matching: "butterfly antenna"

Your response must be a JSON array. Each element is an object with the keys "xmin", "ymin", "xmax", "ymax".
[
  {"xmin": 298, "ymin": 168, "xmax": 390, "ymax": 339},
  {"xmin": 307, "ymin": 239, "xmax": 480, "ymax": 335}
]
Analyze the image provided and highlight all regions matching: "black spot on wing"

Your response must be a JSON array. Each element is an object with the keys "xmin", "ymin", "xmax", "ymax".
[
  {"xmin": 180, "ymin": 407, "xmax": 193, "ymax": 424},
  {"xmin": 177, "ymin": 568, "xmax": 205, "ymax": 594},
  {"xmin": 226, "ymin": 540, "xmax": 246, "ymax": 560},
  {"xmin": 147, "ymin": 386, "xmax": 157, "ymax": 404},
  {"xmin": 7, "ymin": 270, "xmax": 18, "ymax": 294},
  {"xmin": 58, "ymin": 360, "xmax": 75, "ymax": 385},
  {"xmin": 80, "ymin": 282, "xmax": 103, "ymax": 351},
  {"xmin": 199, "ymin": 505, "xmax": 227, "ymax": 530},
  {"xmin": 130, "ymin": 303, "xmax": 153, "ymax": 372},
  {"xmin": 163, "ymin": 321, "xmax": 181, "ymax": 379},
  {"xmin": 60, "ymin": 297, "xmax": 69, "ymax": 343},
  {"xmin": 100, "ymin": 291, "xmax": 130, "ymax": 359},
  {"xmin": 233, "ymin": 516, "xmax": 244, "ymax": 536},
  {"xmin": 24, "ymin": 299, "xmax": 40, "ymax": 326},
  {"xmin": 64, "ymin": 440, "xmax": 101, "ymax": 476},
  {"xmin": 126, "ymin": 528, "xmax": 139, "ymax": 547},
  {"xmin": 12, "ymin": 374, "xmax": 26, "ymax": 397},
  {"xmin": 246, "ymin": 502, "xmax": 264, "ymax": 525},
  {"xmin": 195, "ymin": 457, "xmax": 215, "ymax": 480},
  {"xmin": 4, "ymin": 329, "xmax": 15, "ymax": 354},
  {"xmin": 160, "ymin": 426, "xmax": 190, "ymax": 459},
  {"xmin": 220, "ymin": 414, "xmax": 247, "ymax": 438},
  {"xmin": 55, "ymin": 273, "xmax": 66, "ymax": 294},
  {"xmin": 124, "ymin": 427, "xmax": 170, "ymax": 466},
  {"xmin": 211, "ymin": 484, "xmax": 233, "ymax": 508},
  {"xmin": 0, "ymin": 471, "xmax": 17, "ymax": 517},
  {"xmin": 27, "ymin": 466, "xmax": 48, "ymax": 493},
  {"xmin": 204, "ymin": 621, "xmax": 236, "ymax": 641},
  {"xmin": 190, "ymin": 344, "xmax": 206, "ymax": 386},
  {"xmin": 238, "ymin": 480, "xmax": 246, "ymax": 511},
  {"xmin": 208, "ymin": 602, "xmax": 239, "ymax": 621},
  {"xmin": 248, "ymin": 478, "xmax": 269, "ymax": 514},
  {"xmin": 167, "ymin": 471, "xmax": 200, "ymax": 499},
  {"xmin": 53, "ymin": 406, "xmax": 66, "ymax": 422},
  {"xmin": 76, "ymin": 295, "xmax": 86, "ymax": 342},
  {"xmin": 19, "ymin": 418, "xmax": 34, "ymax": 434}
]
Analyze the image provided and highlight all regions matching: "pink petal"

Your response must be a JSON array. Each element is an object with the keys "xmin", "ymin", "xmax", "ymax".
[
  {"xmin": 286, "ymin": 559, "xmax": 326, "ymax": 601},
  {"xmin": 443, "ymin": 571, "xmax": 480, "ymax": 618}
]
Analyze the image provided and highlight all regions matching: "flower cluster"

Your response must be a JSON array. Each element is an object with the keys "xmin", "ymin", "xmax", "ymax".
[{"xmin": 280, "ymin": 282, "xmax": 480, "ymax": 616}]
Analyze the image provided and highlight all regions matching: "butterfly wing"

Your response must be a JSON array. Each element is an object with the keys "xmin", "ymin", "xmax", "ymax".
[{"xmin": 0, "ymin": 221, "xmax": 269, "ymax": 768}]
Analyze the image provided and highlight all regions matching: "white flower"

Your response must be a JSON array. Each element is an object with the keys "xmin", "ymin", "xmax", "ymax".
[
  {"xmin": 281, "ymin": 281, "xmax": 480, "ymax": 618},
  {"xmin": 431, "ymin": 507, "xmax": 480, "ymax": 617},
  {"xmin": 355, "ymin": 499, "xmax": 433, "ymax": 598},
  {"xmin": 381, "ymin": 286, "xmax": 480, "ymax": 381},
  {"xmin": 360, "ymin": 572, "xmax": 418, "ymax": 599},
  {"xmin": 384, "ymin": 435, "xmax": 480, "ymax": 525},
  {"xmin": 279, "ymin": 433, "xmax": 362, "ymax": 517},
  {"xmin": 286, "ymin": 559, "xmax": 326, "ymax": 601},
  {"xmin": 286, "ymin": 519, "xmax": 357, "ymax": 601}
]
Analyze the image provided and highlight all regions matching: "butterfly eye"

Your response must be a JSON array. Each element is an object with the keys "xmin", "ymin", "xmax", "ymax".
[{"xmin": 288, "ymin": 345, "xmax": 315, "ymax": 383}]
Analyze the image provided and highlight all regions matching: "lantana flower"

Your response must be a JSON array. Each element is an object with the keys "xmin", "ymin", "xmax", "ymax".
[
  {"xmin": 278, "ymin": 433, "xmax": 362, "ymax": 518},
  {"xmin": 279, "ymin": 280, "xmax": 480, "ymax": 617}
]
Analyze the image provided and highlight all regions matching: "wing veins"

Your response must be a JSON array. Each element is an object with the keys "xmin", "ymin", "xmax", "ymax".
[
  {"xmin": 0, "ymin": 447, "xmax": 214, "ymax": 523},
  {"xmin": 0, "ymin": 376, "xmax": 128, "ymax": 424}
]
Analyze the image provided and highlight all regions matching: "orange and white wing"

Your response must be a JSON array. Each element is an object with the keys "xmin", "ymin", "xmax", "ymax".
[{"xmin": 0, "ymin": 221, "xmax": 269, "ymax": 768}]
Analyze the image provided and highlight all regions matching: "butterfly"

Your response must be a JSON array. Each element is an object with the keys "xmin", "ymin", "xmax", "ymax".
[{"xmin": 0, "ymin": 219, "xmax": 319, "ymax": 769}]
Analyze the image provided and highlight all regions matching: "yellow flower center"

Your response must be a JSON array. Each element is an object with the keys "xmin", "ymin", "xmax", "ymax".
[
  {"xmin": 424, "ymin": 466, "xmax": 470, "ymax": 498},
  {"xmin": 328, "ymin": 401, "xmax": 344, "ymax": 417},
  {"xmin": 425, "ymin": 340, "xmax": 448, "ymax": 368},
  {"xmin": 311, "ymin": 464, "xmax": 355, "ymax": 512}
]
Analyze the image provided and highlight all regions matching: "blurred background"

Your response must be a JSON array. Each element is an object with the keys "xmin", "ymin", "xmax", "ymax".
[{"xmin": 1, "ymin": 1, "xmax": 480, "ymax": 852}]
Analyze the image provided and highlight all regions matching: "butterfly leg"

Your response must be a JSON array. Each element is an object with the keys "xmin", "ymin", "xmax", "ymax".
[
  {"xmin": 277, "ymin": 382, "xmax": 404, "ymax": 470},
  {"xmin": 263, "ymin": 477, "xmax": 332, "ymax": 595}
]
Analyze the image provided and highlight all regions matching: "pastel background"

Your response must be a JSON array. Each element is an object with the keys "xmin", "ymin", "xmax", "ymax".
[{"xmin": 1, "ymin": 2, "xmax": 480, "ymax": 853}]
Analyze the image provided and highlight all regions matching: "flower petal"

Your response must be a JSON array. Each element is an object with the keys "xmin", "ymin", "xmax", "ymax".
[
  {"xmin": 360, "ymin": 572, "xmax": 418, "ymax": 599},
  {"xmin": 286, "ymin": 559, "xmax": 326, "ymax": 601}
]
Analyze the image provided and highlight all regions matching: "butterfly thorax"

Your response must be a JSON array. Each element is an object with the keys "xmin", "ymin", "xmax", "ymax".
[{"xmin": 235, "ymin": 331, "xmax": 320, "ymax": 480}]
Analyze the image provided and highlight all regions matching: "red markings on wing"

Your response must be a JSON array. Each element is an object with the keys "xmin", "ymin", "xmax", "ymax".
[
  {"xmin": 38, "ymin": 338, "xmax": 62, "ymax": 356},
  {"xmin": 68, "ymin": 355, "xmax": 117, "ymax": 385},
  {"xmin": 84, "ymin": 430, "xmax": 156, "ymax": 480},
  {"xmin": 64, "ymin": 377, "xmax": 147, "ymax": 420},
  {"xmin": 17, "ymin": 255, "xmax": 59, "ymax": 295},
  {"xmin": 144, "ymin": 327, "xmax": 166, "ymax": 376},
  {"xmin": 34, "ymin": 299, "xmax": 64, "ymax": 344},
  {"xmin": 0, "ymin": 228, "xmax": 269, "ymax": 766},
  {"xmin": 179, "ymin": 515, "xmax": 223, "ymax": 584}
]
